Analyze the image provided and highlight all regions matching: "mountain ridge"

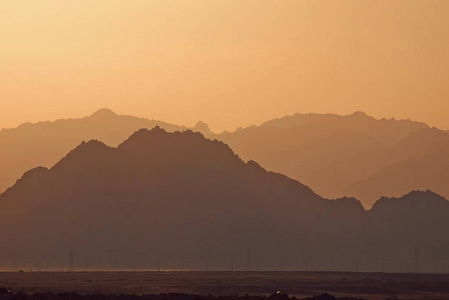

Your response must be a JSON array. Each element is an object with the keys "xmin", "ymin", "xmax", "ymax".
[
  {"xmin": 1, "ymin": 127, "xmax": 449, "ymax": 272},
  {"xmin": 0, "ymin": 108, "xmax": 448, "ymax": 209}
]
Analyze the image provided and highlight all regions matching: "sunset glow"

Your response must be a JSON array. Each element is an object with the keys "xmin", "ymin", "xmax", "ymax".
[{"xmin": 1, "ymin": 1, "xmax": 449, "ymax": 132}]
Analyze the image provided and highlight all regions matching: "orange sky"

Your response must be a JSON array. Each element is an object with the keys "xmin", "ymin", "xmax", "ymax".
[{"xmin": 1, "ymin": 1, "xmax": 448, "ymax": 132}]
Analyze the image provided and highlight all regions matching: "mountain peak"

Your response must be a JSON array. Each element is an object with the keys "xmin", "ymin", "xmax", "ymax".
[
  {"xmin": 65, "ymin": 139, "xmax": 111, "ymax": 158},
  {"xmin": 51, "ymin": 139, "xmax": 112, "ymax": 171},
  {"xmin": 90, "ymin": 108, "xmax": 117, "ymax": 118},
  {"xmin": 118, "ymin": 126, "xmax": 210, "ymax": 153},
  {"xmin": 404, "ymin": 189, "xmax": 447, "ymax": 200},
  {"xmin": 371, "ymin": 189, "xmax": 449, "ymax": 212},
  {"xmin": 193, "ymin": 121, "xmax": 212, "ymax": 135},
  {"xmin": 118, "ymin": 126, "xmax": 167, "ymax": 146},
  {"xmin": 350, "ymin": 111, "xmax": 369, "ymax": 117}
]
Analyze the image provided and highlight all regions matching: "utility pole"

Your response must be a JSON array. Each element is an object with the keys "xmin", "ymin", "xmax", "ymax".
[
  {"xmin": 311, "ymin": 256, "xmax": 314, "ymax": 271},
  {"xmin": 330, "ymin": 257, "xmax": 333, "ymax": 272},
  {"xmin": 230, "ymin": 256, "xmax": 234, "ymax": 272},
  {"xmin": 69, "ymin": 248, "xmax": 74, "ymax": 272},
  {"xmin": 247, "ymin": 247, "xmax": 251, "ymax": 271}
]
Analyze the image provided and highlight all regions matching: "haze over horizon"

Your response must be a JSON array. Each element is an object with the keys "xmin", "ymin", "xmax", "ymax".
[
  {"xmin": 3, "ymin": 3, "xmax": 449, "ymax": 299},
  {"xmin": 0, "ymin": 108, "xmax": 441, "ymax": 134},
  {"xmin": 1, "ymin": 1, "xmax": 449, "ymax": 132}
]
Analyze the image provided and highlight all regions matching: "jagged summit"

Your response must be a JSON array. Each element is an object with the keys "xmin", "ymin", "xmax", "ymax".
[
  {"xmin": 391, "ymin": 189, "xmax": 447, "ymax": 202},
  {"xmin": 370, "ymin": 189, "xmax": 449, "ymax": 212},
  {"xmin": 117, "ymin": 127, "xmax": 212, "ymax": 150},
  {"xmin": 51, "ymin": 139, "xmax": 113, "ymax": 171},
  {"xmin": 407, "ymin": 189, "xmax": 446, "ymax": 199},
  {"xmin": 67, "ymin": 139, "xmax": 111, "ymax": 155},
  {"xmin": 117, "ymin": 126, "xmax": 168, "ymax": 150},
  {"xmin": 90, "ymin": 108, "xmax": 118, "ymax": 118}
]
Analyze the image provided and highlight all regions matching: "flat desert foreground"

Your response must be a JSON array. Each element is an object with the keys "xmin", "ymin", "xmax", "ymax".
[{"xmin": 0, "ymin": 271, "xmax": 448, "ymax": 300}]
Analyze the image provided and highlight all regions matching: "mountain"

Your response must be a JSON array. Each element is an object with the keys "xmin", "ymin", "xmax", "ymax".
[
  {"xmin": 363, "ymin": 190, "xmax": 449, "ymax": 272},
  {"xmin": 0, "ymin": 108, "xmax": 186, "ymax": 194},
  {"xmin": 211, "ymin": 112, "xmax": 432, "ymax": 207},
  {"xmin": 1, "ymin": 128, "xmax": 449, "ymax": 272},
  {"xmin": 1, "ymin": 109, "xmax": 448, "ymax": 209},
  {"xmin": 0, "ymin": 127, "xmax": 345, "ymax": 270},
  {"xmin": 192, "ymin": 121, "xmax": 213, "ymax": 136},
  {"xmin": 345, "ymin": 128, "xmax": 449, "ymax": 207}
]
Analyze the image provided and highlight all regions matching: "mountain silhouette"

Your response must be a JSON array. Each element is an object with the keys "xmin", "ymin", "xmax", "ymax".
[
  {"xmin": 0, "ymin": 127, "xmax": 332, "ymax": 270},
  {"xmin": 1, "ymin": 109, "xmax": 448, "ymax": 209},
  {"xmin": 363, "ymin": 190, "xmax": 449, "ymax": 270},
  {"xmin": 345, "ymin": 128, "xmax": 449, "ymax": 207},
  {"xmin": 193, "ymin": 121, "xmax": 213, "ymax": 136},
  {"xmin": 1, "ymin": 128, "xmax": 449, "ymax": 272},
  {"xmin": 208, "ymin": 112, "xmax": 433, "ymax": 207},
  {"xmin": 0, "ymin": 109, "xmax": 186, "ymax": 194}
]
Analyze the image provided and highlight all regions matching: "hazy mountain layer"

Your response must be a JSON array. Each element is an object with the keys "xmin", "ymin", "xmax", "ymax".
[
  {"xmin": 345, "ymin": 128, "xmax": 449, "ymax": 206},
  {"xmin": 209, "ymin": 112, "xmax": 449, "ymax": 208},
  {"xmin": 0, "ymin": 127, "xmax": 332, "ymax": 270},
  {"xmin": 0, "ymin": 109, "xmax": 186, "ymax": 194},
  {"xmin": 1, "ymin": 109, "xmax": 449, "ymax": 209},
  {"xmin": 0, "ymin": 128, "xmax": 448, "ymax": 272}
]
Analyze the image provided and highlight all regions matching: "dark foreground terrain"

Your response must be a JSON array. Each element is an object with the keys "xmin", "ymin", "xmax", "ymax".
[{"xmin": 0, "ymin": 271, "xmax": 448, "ymax": 300}]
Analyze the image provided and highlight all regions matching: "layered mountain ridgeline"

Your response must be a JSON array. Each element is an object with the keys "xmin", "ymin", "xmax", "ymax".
[
  {"xmin": 0, "ymin": 127, "xmax": 335, "ymax": 270},
  {"xmin": 345, "ymin": 127, "xmax": 449, "ymax": 207},
  {"xmin": 1, "ymin": 109, "xmax": 449, "ymax": 209},
  {"xmin": 0, "ymin": 109, "xmax": 186, "ymax": 194},
  {"xmin": 0, "ymin": 128, "xmax": 448, "ymax": 273},
  {"xmin": 209, "ymin": 112, "xmax": 449, "ymax": 208}
]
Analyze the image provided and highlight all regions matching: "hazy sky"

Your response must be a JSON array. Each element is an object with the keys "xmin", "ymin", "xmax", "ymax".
[{"xmin": 1, "ymin": 1, "xmax": 448, "ymax": 132}]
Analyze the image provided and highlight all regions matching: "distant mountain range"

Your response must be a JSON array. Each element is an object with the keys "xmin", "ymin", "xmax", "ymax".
[
  {"xmin": 0, "ymin": 128, "xmax": 448, "ymax": 272},
  {"xmin": 0, "ymin": 108, "xmax": 186, "ymax": 195},
  {"xmin": 1, "ymin": 109, "xmax": 449, "ymax": 209},
  {"xmin": 209, "ymin": 111, "xmax": 449, "ymax": 208}
]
